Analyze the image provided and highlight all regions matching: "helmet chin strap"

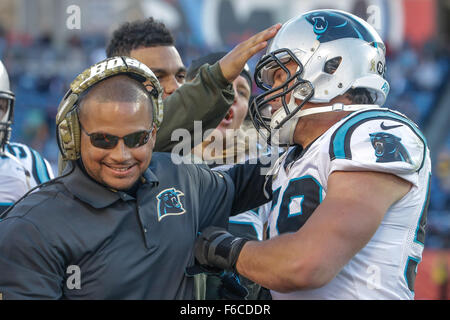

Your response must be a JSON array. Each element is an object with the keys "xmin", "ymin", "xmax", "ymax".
[{"xmin": 270, "ymin": 95, "xmax": 380, "ymax": 145}]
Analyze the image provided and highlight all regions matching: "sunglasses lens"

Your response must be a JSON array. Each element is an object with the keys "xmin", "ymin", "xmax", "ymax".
[
  {"xmin": 86, "ymin": 129, "xmax": 151, "ymax": 149},
  {"xmin": 90, "ymin": 133, "xmax": 118, "ymax": 149},
  {"xmin": 124, "ymin": 131, "xmax": 150, "ymax": 148}
]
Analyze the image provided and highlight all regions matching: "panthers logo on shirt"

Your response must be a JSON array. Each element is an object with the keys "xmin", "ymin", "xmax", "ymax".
[
  {"xmin": 369, "ymin": 132, "xmax": 413, "ymax": 164},
  {"xmin": 156, "ymin": 188, "xmax": 186, "ymax": 221}
]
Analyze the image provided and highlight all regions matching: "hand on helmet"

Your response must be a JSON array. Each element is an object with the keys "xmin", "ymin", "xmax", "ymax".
[{"xmin": 219, "ymin": 24, "xmax": 281, "ymax": 83}]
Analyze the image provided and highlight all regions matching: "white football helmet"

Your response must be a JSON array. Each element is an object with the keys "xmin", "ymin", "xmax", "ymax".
[
  {"xmin": 0, "ymin": 60, "xmax": 15, "ymax": 153},
  {"xmin": 250, "ymin": 9, "xmax": 390, "ymax": 146}
]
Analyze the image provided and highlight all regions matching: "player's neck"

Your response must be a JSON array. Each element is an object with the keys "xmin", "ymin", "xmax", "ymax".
[
  {"xmin": 291, "ymin": 96, "xmax": 354, "ymax": 148},
  {"xmin": 294, "ymin": 111, "xmax": 352, "ymax": 148}
]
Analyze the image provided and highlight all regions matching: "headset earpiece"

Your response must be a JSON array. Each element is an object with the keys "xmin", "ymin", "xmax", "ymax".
[
  {"xmin": 56, "ymin": 92, "xmax": 80, "ymax": 161},
  {"xmin": 57, "ymin": 109, "xmax": 80, "ymax": 161}
]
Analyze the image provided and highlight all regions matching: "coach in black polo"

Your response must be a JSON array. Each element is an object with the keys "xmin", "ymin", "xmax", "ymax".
[{"xmin": 0, "ymin": 58, "xmax": 270, "ymax": 299}]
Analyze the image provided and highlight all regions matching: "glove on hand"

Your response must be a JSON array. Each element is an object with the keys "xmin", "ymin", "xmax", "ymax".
[{"xmin": 194, "ymin": 226, "xmax": 249, "ymax": 272}]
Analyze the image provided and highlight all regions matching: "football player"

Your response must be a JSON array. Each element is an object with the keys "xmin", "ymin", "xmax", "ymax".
[
  {"xmin": 0, "ymin": 60, "xmax": 54, "ymax": 214},
  {"xmin": 193, "ymin": 9, "xmax": 431, "ymax": 299}
]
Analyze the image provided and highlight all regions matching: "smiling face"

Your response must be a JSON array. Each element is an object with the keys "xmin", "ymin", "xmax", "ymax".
[{"xmin": 78, "ymin": 76, "xmax": 155, "ymax": 191}]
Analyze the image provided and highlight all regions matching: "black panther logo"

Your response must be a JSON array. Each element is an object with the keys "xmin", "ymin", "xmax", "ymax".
[
  {"xmin": 156, "ymin": 188, "xmax": 186, "ymax": 221},
  {"xmin": 305, "ymin": 11, "xmax": 377, "ymax": 43},
  {"xmin": 369, "ymin": 132, "xmax": 412, "ymax": 164}
]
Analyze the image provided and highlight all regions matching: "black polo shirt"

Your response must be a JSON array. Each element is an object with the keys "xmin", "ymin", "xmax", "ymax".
[{"xmin": 0, "ymin": 152, "xmax": 270, "ymax": 299}]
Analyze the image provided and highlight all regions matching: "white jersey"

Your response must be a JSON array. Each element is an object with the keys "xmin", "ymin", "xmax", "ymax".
[
  {"xmin": 0, "ymin": 142, "xmax": 54, "ymax": 212},
  {"xmin": 266, "ymin": 108, "xmax": 431, "ymax": 300}
]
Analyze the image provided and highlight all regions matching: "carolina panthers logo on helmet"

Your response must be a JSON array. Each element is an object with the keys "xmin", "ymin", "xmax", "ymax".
[
  {"xmin": 305, "ymin": 11, "xmax": 377, "ymax": 43},
  {"xmin": 369, "ymin": 132, "xmax": 412, "ymax": 164},
  {"xmin": 156, "ymin": 188, "xmax": 186, "ymax": 221}
]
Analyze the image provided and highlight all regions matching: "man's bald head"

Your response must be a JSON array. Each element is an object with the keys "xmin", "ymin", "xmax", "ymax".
[{"xmin": 78, "ymin": 75, "xmax": 154, "ymax": 123}]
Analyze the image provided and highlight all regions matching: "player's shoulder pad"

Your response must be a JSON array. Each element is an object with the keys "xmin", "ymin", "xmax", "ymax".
[
  {"xmin": 328, "ymin": 108, "xmax": 427, "ymax": 172},
  {"xmin": 9, "ymin": 142, "xmax": 53, "ymax": 182},
  {"xmin": 4, "ymin": 142, "xmax": 32, "ymax": 156},
  {"xmin": 6, "ymin": 141, "xmax": 47, "ymax": 162}
]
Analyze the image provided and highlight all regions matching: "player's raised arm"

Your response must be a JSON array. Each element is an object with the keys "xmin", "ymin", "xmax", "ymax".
[
  {"xmin": 218, "ymin": 24, "xmax": 281, "ymax": 83},
  {"xmin": 104, "ymin": 18, "xmax": 281, "ymax": 154}
]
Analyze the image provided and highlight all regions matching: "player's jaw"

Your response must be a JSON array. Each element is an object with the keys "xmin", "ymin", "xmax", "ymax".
[{"xmin": 269, "ymin": 93, "xmax": 293, "ymax": 116}]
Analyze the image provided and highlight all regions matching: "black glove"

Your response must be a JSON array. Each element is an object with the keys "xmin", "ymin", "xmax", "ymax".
[{"xmin": 194, "ymin": 226, "xmax": 249, "ymax": 272}]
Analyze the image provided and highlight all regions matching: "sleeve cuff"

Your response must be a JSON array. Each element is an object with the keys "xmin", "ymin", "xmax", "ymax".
[{"xmin": 209, "ymin": 61, "xmax": 232, "ymax": 88}]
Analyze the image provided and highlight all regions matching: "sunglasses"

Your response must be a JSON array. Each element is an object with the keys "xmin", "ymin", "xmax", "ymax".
[{"xmin": 80, "ymin": 124, "xmax": 154, "ymax": 149}]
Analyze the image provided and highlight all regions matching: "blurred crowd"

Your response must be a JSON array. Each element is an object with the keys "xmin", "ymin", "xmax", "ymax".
[
  {"xmin": 382, "ymin": 39, "xmax": 450, "ymax": 249},
  {"xmin": 0, "ymin": 24, "xmax": 449, "ymax": 249}
]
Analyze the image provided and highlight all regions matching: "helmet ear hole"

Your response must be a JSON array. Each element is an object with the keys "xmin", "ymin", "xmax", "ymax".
[{"xmin": 324, "ymin": 56, "xmax": 342, "ymax": 74}]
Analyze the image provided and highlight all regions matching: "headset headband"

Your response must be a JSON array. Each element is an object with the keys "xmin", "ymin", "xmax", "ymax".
[{"xmin": 56, "ymin": 56, "xmax": 163, "ymax": 127}]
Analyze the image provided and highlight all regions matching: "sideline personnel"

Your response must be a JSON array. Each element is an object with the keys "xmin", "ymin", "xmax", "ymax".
[{"xmin": 0, "ymin": 56, "xmax": 272, "ymax": 299}]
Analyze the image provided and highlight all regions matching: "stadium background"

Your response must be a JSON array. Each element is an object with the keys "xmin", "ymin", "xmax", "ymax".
[{"xmin": 0, "ymin": 0, "xmax": 448, "ymax": 299}]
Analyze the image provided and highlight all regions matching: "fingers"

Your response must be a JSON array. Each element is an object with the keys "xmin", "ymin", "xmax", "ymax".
[
  {"xmin": 246, "ymin": 41, "xmax": 269, "ymax": 59},
  {"xmin": 245, "ymin": 23, "xmax": 282, "ymax": 52},
  {"xmin": 233, "ymin": 23, "xmax": 281, "ymax": 62},
  {"xmin": 219, "ymin": 23, "xmax": 282, "ymax": 83}
]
